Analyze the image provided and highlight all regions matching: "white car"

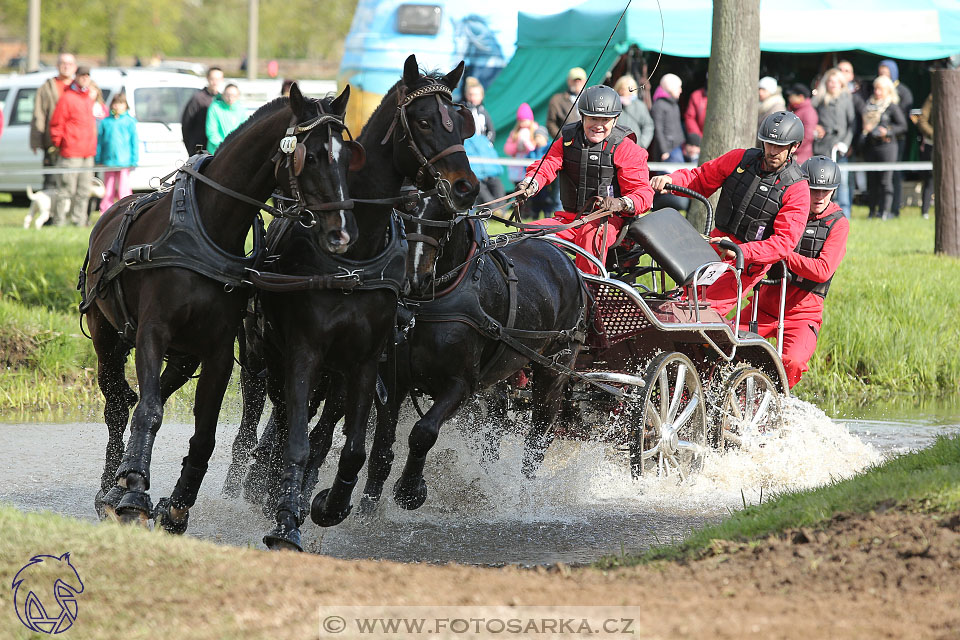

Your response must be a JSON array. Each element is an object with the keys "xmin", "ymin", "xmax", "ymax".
[{"xmin": 0, "ymin": 68, "xmax": 206, "ymax": 199}]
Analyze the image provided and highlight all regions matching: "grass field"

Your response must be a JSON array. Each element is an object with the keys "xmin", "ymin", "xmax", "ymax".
[{"xmin": 0, "ymin": 197, "xmax": 957, "ymax": 416}]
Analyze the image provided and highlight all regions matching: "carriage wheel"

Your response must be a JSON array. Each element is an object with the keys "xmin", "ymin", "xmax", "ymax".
[
  {"xmin": 715, "ymin": 366, "xmax": 783, "ymax": 448},
  {"xmin": 630, "ymin": 352, "xmax": 707, "ymax": 481}
]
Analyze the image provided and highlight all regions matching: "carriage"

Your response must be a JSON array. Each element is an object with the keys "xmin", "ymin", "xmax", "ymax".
[{"xmin": 465, "ymin": 185, "xmax": 790, "ymax": 481}]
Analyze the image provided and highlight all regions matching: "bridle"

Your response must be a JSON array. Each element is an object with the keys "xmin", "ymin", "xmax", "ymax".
[
  {"xmin": 380, "ymin": 82, "xmax": 469, "ymax": 213},
  {"xmin": 270, "ymin": 102, "xmax": 364, "ymax": 228}
]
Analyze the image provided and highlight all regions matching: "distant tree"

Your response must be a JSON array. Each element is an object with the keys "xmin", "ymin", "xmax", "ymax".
[{"xmin": 691, "ymin": 0, "xmax": 761, "ymax": 230}]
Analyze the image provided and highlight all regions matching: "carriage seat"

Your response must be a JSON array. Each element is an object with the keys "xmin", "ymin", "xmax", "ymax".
[{"xmin": 625, "ymin": 208, "xmax": 722, "ymax": 286}]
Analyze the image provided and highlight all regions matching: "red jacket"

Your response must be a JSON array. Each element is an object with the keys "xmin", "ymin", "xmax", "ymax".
[
  {"xmin": 756, "ymin": 202, "xmax": 849, "ymax": 321},
  {"xmin": 525, "ymin": 134, "xmax": 655, "ymax": 215},
  {"xmin": 668, "ymin": 148, "xmax": 810, "ymax": 267},
  {"xmin": 788, "ymin": 98, "xmax": 818, "ymax": 164},
  {"xmin": 49, "ymin": 83, "xmax": 97, "ymax": 158},
  {"xmin": 683, "ymin": 88, "xmax": 708, "ymax": 138}
]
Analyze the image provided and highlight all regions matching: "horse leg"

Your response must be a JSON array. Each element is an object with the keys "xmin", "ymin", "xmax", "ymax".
[
  {"xmin": 155, "ymin": 347, "xmax": 233, "ymax": 534},
  {"xmin": 310, "ymin": 362, "xmax": 378, "ymax": 527},
  {"xmin": 263, "ymin": 354, "xmax": 316, "ymax": 551},
  {"xmin": 301, "ymin": 380, "xmax": 343, "ymax": 512},
  {"xmin": 113, "ymin": 325, "xmax": 170, "ymax": 525},
  {"xmin": 360, "ymin": 375, "xmax": 409, "ymax": 511},
  {"xmin": 88, "ymin": 307, "xmax": 137, "ymax": 520},
  {"xmin": 225, "ymin": 362, "xmax": 267, "ymax": 498},
  {"xmin": 522, "ymin": 362, "xmax": 571, "ymax": 479},
  {"xmin": 393, "ymin": 378, "xmax": 469, "ymax": 510}
]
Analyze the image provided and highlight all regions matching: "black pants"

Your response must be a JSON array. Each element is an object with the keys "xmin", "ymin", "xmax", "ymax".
[
  {"xmin": 864, "ymin": 140, "xmax": 897, "ymax": 216},
  {"xmin": 920, "ymin": 143, "xmax": 934, "ymax": 215}
]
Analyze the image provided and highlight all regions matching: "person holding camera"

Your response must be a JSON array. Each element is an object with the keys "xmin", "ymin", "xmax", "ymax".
[{"xmin": 859, "ymin": 75, "xmax": 907, "ymax": 219}]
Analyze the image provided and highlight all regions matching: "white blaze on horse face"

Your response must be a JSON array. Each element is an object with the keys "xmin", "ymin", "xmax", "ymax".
[{"xmin": 329, "ymin": 135, "xmax": 348, "ymax": 230}]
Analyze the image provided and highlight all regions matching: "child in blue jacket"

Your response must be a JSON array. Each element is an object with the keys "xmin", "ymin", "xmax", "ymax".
[{"xmin": 96, "ymin": 93, "xmax": 139, "ymax": 212}]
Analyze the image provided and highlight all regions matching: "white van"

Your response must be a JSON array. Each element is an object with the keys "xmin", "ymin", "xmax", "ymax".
[{"xmin": 0, "ymin": 68, "xmax": 205, "ymax": 198}]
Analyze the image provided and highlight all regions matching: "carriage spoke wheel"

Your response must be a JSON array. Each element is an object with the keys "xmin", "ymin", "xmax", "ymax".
[
  {"xmin": 716, "ymin": 366, "xmax": 783, "ymax": 448},
  {"xmin": 630, "ymin": 352, "xmax": 707, "ymax": 481}
]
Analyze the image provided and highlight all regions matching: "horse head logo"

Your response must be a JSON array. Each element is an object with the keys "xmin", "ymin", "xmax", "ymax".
[{"xmin": 11, "ymin": 553, "xmax": 84, "ymax": 634}]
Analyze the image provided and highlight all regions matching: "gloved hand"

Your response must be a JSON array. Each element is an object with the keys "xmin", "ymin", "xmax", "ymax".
[
  {"xmin": 592, "ymin": 195, "xmax": 629, "ymax": 212},
  {"xmin": 517, "ymin": 177, "xmax": 539, "ymax": 198}
]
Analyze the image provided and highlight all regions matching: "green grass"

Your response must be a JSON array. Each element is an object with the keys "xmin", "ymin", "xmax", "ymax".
[{"xmin": 598, "ymin": 432, "xmax": 960, "ymax": 567}]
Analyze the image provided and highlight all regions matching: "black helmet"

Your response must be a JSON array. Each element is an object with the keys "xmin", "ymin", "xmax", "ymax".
[
  {"xmin": 757, "ymin": 111, "xmax": 804, "ymax": 146},
  {"xmin": 578, "ymin": 85, "xmax": 622, "ymax": 118},
  {"xmin": 801, "ymin": 155, "xmax": 842, "ymax": 190}
]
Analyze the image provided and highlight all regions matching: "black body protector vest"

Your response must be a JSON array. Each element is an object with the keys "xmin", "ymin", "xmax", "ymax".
[
  {"xmin": 559, "ymin": 122, "xmax": 635, "ymax": 214},
  {"xmin": 714, "ymin": 148, "xmax": 806, "ymax": 243},
  {"xmin": 790, "ymin": 208, "xmax": 844, "ymax": 299}
]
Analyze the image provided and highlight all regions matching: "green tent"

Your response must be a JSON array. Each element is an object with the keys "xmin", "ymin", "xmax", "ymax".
[{"xmin": 485, "ymin": 0, "xmax": 960, "ymax": 151}]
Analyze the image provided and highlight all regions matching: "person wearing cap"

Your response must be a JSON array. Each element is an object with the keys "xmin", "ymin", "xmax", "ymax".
[
  {"xmin": 739, "ymin": 155, "xmax": 849, "ymax": 388},
  {"xmin": 877, "ymin": 59, "xmax": 913, "ymax": 217},
  {"xmin": 758, "ymin": 76, "xmax": 785, "ymax": 128},
  {"xmin": 518, "ymin": 85, "xmax": 654, "ymax": 275},
  {"xmin": 48, "ymin": 65, "xmax": 98, "ymax": 226},
  {"xmin": 546, "ymin": 67, "xmax": 587, "ymax": 139},
  {"xmin": 650, "ymin": 111, "xmax": 810, "ymax": 315},
  {"xmin": 786, "ymin": 83, "xmax": 818, "ymax": 163}
]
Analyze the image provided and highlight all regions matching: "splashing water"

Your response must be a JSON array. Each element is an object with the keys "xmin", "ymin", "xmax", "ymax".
[{"xmin": 0, "ymin": 396, "xmax": 900, "ymax": 565}]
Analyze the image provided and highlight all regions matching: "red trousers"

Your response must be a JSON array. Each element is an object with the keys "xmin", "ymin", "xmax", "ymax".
[
  {"xmin": 739, "ymin": 306, "xmax": 821, "ymax": 389},
  {"xmin": 525, "ymin": 211, "xmax": 625, "ymax": 275},
  {"xmin": 702, "ymin": 263, "xmax": 770, "ymax": 316}
]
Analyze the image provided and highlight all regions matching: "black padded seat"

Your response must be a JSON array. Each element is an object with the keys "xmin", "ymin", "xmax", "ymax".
[{"xmin": 627, "ymin": 208, "xmax": 721, "ymax": 286}]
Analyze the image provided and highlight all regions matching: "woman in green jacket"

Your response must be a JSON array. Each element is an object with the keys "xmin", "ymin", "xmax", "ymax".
[{"xmin": 205, "ymin": 84, "xmax": 245, "ymax": 154}]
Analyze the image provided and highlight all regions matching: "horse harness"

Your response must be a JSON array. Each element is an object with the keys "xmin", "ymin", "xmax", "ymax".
[
  {"xmin": 79, "ymin": 104, "xmax": 359, "ymax": 342},
  {"xmin": 404, "ymin": 219, "xmax": 590, "ymax": 395},
  {"xmin": 380, "ymin": 81, "xmax": 472, "ymax": 213}
]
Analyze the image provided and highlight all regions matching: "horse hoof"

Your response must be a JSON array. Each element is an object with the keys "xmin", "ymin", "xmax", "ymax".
[
  {"xmin": 310, "ymin": 488, "xmax": 353, "ymax": 527},
  {"xmin": 154, "ymin": 498, "xmax": 190, "ymax": 535},
  {"xmin": 263, "ymin": 525, "xmax": 303, "ymax": 552},
  {"xmin": 97, "ymin": 485, "xmax": 125, "ymax": 521},
  {"xmin": 115, "ymin": 489, "xmax": 152, "ymax": 526},
  {"xmin": 357, "ymin": 493, "xmax": 380, "ymax": 516},
  {"xmin": 393, "ymin": 477, "xmax": 427, "ymax": 511}
]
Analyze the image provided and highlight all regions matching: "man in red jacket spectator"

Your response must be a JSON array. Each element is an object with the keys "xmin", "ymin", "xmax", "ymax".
[
  {"xmin": 786, "ymin": 83, "xmax": 818, "ymax": 163},
  {"xmin": 650, "ymin": 111, "xmax": 810, "ymax": 315},
  {"xmin": 49, "ymin": 66, "xmax": 97, "ymax": 226},
  {"xmin": 740, "ymin": 156, "xmax": 848, "ymax": 388},
  {"xmin": 519, "ymin": 85, "xmax": 654, "ymax": 275}
]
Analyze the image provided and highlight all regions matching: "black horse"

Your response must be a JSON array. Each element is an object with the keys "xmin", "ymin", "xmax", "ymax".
[
  {"xmin": 358, "ymin": 192, "xmax": 590, "ymax": 510},
  {"xmin": 254, "ymin": 55, "xmax": 480, "ymax": 550},
  {"xmin": 80, "ymin": 86, "xmax": 359, "ymax": 532}
]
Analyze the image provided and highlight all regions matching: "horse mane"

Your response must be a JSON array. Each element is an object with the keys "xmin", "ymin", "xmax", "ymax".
[
  {"xmin": 359, "ymin": 69, "xmax": 449, "ymax": 139},
  {"xmin": 217, "ymin": 93, "xmax": 330, "ymax": 153}
]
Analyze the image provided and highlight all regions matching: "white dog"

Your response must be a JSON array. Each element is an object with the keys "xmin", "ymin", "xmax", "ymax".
[{"xmin": 23, "ymin": 177, "xmax": 106, "ymax": 229}]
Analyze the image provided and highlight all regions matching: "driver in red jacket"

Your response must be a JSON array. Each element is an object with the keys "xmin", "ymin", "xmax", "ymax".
[
  {"xmin": 741, "ymin": 155, "xmax": 849, "ymax": 388},
  {"xmin": 650, "ymin": 111, "xmax": 810, "ymax": 315},
  {"xmin": 518, "ymin": 85, "xmax": 654, "ymax": 275}
]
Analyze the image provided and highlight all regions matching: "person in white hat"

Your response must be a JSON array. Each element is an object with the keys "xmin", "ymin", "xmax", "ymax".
[{"xmin": 758, "ymin": 76, "xmax": 785, "ymax": 128}]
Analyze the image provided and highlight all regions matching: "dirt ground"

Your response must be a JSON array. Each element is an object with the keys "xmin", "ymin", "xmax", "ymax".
[{"xmin": 209, "ymin": 506, "xmax": 960, "ymax": 639}]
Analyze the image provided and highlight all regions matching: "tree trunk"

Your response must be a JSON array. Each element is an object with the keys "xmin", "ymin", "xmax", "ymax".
[
  {"xmin": 933, "ymin": 69, "xmax": 960, "ymax": 256},
  {"xmin": 688, "ymin": 0, "xmax": 761, "ymax": 231}
]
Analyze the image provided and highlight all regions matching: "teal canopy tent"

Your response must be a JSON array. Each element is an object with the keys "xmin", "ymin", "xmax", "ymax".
[{"xmin": 485, "ymin": 0, "xmax": 960, "ymax": 153}]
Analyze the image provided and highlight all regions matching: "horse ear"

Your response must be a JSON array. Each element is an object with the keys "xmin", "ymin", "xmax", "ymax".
[
  {"xmin": 403, "ymin": 54, "xmax": 420, "ymax": 87},
  {"xmin": 442, "ymin": 60, "xmax": 465, "ymax": 90},
  {"xmin": 330, "ymin": 85, "xmax": 351, "ymax": 118},
  {"xmin": 288, "ymin": 82, "xmax": 306, "ymax": 118}
]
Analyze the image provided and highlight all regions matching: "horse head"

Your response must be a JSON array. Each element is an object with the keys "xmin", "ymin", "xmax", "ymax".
[
  {"xmin": 405, "ymin": 192, "xmax": 474, "ymax": 298},
  {"xmin": 275, "ymin": 83, "xmax": 363, "ymax": 254},
  {"xmin": 385, "ymin": 54, "xmax": 480, "ymax": 213}
]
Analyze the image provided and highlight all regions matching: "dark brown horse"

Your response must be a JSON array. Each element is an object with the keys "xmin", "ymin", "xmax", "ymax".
[
  {"xmin": 255, "ymin": 55, "xmax": 480, "ymax": 550},
  {"xmin": 358, "ymin": 194, "xmax": 589, "ymax": 511},
  {"xmin": 80, "ymin": 85, "xmax": 360, "ymax": 533}
]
